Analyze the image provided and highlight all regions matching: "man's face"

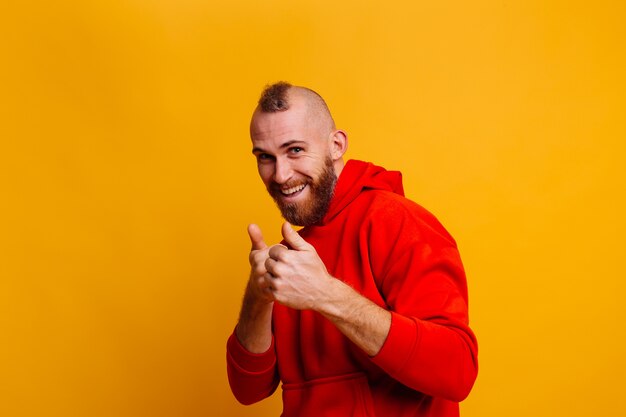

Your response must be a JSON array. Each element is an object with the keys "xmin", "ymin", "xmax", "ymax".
[{"xmin": 250, "ymin": 102, "xmax": 337, "ymax": 227}]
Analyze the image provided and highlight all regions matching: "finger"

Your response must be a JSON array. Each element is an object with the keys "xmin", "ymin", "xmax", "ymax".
[
  {"xmin": 268, "ymin": 243, "xmax": 289, "ymax": 261},
  {"xmin": 249, "ymin": 249, "xmax": 269, "ymax": 268},
  {"xmin": 247, "ymin": 223, "xmax": 268, "ymax": 250},
  {"xmin": 256, "ymin": 276, "xmax": 275, "ymax": 301},
  {"xmin": 281, "ymin": 222, "xmax": 311, "ymax": 251},
  {"xmin": 263, "ymin": 273, "xmax": 276, "ymax": 291},
  {"xmin": 250, "ymin": 260, "xmax": 267, "ymax": 277},
  {"xmin": 257, "ymin": 274, "xmax": 270, "ymax": 289},
  {"xmin": 264, "ymin": 257, "xmax": 278, "ymax": 276}
]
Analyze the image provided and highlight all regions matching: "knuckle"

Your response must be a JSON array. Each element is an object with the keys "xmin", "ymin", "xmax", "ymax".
[
  {"xmin": 251, "ymin": 260, "xmax": 266, "ymax": 273},
  {"xmin": 271, "ymin": 263, "xmax": 285, "ymax": 277},
  {"xmin": 252, "ymin": 253, "xmax": 267, "ymax": 267},
  {"xmin": 269, "ymin": 244, "xmax": 287, "ymax": 259}
]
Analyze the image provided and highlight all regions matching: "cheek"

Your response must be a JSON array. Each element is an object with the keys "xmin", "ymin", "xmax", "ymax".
[
  {"xmin": 305, "ymin": 158, "xmax": 328, "ymax": 178},
  {"xmin": 257, "ymin": 164, "xmax": 273, "ymax": 185}
]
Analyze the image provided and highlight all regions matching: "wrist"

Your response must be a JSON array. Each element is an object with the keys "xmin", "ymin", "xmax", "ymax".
[
  {"xmin": 236, "ymin": 300, "xmax": 274, "ymax": 353},
  {"xmin": 314, "ymin": 276, "xmax": 351, "ymax": 318}
]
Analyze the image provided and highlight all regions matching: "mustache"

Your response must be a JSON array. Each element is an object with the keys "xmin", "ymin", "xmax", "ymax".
[{"xmin": 268, "ymin": 180, "xmax": 308, "ymax": 195}]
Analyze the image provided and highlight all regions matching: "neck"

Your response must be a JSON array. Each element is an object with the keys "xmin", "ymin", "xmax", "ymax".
[{"xmin": 333, "ymin": 158, "xmax": 345, "ymax": 179}]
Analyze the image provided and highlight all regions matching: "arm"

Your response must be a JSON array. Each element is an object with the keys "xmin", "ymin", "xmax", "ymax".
[
  {"xmin": 226, "ymin": 224, "xmax": 279, "ymax": 404},
  {"xmin": 313, "ymin": 278, "xmax": 391, "ymax": 356},
  {"xmin": 236, "ymin": 224, "xmax": 275, "ymax": 352},
  {"xmin": 267, "ymin": 218, "xmax": 477, "ymax": 402},
  {"xmin": 235, "ymin": 271, "xmax": 273, "ymax": 353},
  {"xmin": 366, "ymin": 202, "xmax": 478, "ymax": 402},
  {"xmin": 264, "ymin": 223, "xmax": 389, "ymax": 356}
]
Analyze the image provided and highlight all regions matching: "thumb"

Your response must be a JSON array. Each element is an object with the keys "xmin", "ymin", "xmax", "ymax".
[
  {"xmin": 281, "ymin": 222, "xmax": 311, "ymax": 251},
  {"xmin": 247, "ymin": 224, "xmax": 267, "ymax": 250}
]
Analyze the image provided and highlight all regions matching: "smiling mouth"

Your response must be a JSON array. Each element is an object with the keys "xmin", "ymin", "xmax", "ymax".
[{"xmin": 281, "ymin": 183, "xmax": 306, "ymax": 197}]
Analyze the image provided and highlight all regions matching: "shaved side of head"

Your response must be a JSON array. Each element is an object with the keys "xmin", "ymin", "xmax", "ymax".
[{"xmin": 291, "ymin": 86, "xmax": 336, "ymax": 135}]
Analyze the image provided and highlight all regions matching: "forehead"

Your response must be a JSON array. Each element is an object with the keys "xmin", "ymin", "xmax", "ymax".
[{"xmin": 250, "ymin": 106, "xmax": 317, "ymax": 147}]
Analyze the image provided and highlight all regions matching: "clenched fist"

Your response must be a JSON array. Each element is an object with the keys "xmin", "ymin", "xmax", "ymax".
[{"xmin": 263, "ymin": 222, "xmax": 334, "ymax": 311}]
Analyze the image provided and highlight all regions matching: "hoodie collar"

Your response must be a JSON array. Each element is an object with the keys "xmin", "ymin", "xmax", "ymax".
[{"xmin": 319, "ymin": 159, "xmax": 404, "ymax": 225}]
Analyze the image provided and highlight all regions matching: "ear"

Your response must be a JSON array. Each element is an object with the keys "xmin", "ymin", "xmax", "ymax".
[{"xmin": 329, "ymin": 129, "xmax": 348, "ymax": 161}]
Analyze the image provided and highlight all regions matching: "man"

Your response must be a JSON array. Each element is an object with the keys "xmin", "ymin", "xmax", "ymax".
[{"xmin": 226, "ymin": 82, "xmax": 478, "ymax": 417}]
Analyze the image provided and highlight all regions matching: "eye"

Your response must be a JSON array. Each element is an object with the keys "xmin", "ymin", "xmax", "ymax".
[
  {"xmin": 289, "ymin": 147, "xmax": 304, "ymax": 154},
  {"xmin": 256, "ymin": 153, "xmax": 275, "ymax": 163}
]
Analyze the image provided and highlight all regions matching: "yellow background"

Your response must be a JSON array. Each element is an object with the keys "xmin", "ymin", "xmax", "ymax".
[{"xmin": 1, "ymin": 1, "xmax": 624, "ymax": 416}]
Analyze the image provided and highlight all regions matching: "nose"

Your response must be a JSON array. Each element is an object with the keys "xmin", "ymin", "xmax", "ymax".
[{"xmin": 273, "ymin": 157, "xmax": 292, "ymax": 184}]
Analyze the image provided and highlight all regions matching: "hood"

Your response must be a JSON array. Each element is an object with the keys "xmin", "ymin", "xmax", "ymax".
[{"xmin": 321, "ymin": 159, "xmax": 404, "ymax": 224}]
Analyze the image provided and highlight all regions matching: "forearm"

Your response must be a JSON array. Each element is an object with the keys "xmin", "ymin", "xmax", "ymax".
[
  {"xmin": 235, "ymin": 284, "xmax": 274, "ymax": 353},
  {"xmin": 316, "ymin": 278, "xmax": 391, "ymax": 356}
]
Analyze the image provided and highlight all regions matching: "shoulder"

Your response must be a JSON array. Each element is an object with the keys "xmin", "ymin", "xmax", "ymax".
[{"xmin": 358, "ymin": 189, "xmax": 457, "ymax": 247}]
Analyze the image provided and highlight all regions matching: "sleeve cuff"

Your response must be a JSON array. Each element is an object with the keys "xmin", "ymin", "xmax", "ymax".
[
  {"xmin": 227, "ymin": 330, "xmax": 277, "ymax": 373},
  {"xmin": 370, "ymin": 312, "xmax": 419, "ymax": 374}
]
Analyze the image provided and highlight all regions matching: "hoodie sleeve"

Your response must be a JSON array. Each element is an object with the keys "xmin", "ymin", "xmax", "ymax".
[
  {"xmin": 367, "ymin": 195, "xmax": 478, "ymax": 402},
  {"xmin": 226, "ymin": 331, "xmax": 280, "ymax": 405}
]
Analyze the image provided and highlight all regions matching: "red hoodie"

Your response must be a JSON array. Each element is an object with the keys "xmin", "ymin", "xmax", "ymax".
[{"xmin": 227, "ymin": 160, "xmax": 478, "ymax": 417}]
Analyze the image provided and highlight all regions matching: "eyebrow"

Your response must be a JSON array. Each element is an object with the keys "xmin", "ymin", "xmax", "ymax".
[{"xmin": 252, "ymin": 140, "xmax": 306, "ymax": 154}]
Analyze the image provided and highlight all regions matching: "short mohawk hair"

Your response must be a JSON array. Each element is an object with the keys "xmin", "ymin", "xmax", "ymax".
[{"xmin": 258, "ymin": 81, "xmax": 292, "ymax": 112}]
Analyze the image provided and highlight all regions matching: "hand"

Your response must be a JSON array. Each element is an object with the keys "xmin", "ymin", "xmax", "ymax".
[
  {"xmin": 246, "ymin": 223, "xmax": 274, "ymax": 304},
  {"xmin": 263, "ymin": 222, "xmax": 333, "ymax": 310}
]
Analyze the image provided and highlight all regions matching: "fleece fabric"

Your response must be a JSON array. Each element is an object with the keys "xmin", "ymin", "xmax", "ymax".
[{"xmin": 227, "ymin": 159, "xmax": 478, "ymax": 417}]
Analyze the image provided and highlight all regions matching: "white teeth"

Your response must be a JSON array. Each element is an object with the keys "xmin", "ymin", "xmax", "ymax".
[{"xmin": 282, "ymin": 184, "xmax": 306, "ymax": 195}]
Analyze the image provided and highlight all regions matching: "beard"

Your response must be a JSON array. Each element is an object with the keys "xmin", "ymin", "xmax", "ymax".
[{"xmin": 268, "ymin": 157, "xmax": 337, "ymax": 227}]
